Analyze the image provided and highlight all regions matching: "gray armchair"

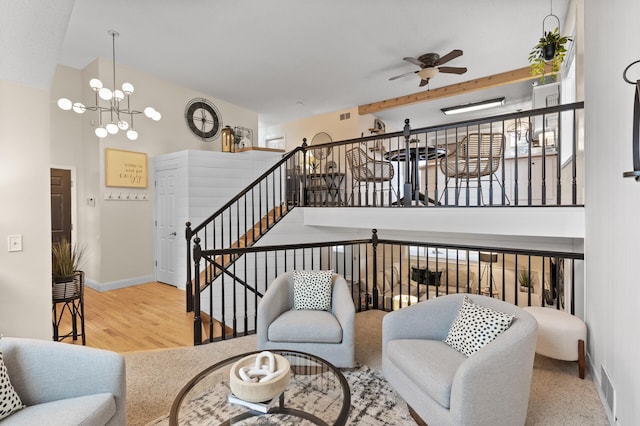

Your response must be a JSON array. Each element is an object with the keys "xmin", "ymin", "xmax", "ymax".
[
  {"xmin": 382, "ymin": 293, "xmax": 537, "ymax": 426},
  {"xmin": 257, "ymin": 272, "xmax": 355, "ymax": 368},
  {"xmin": 0, "ymin": 337, "xmax": 126, "ymax": 425}
]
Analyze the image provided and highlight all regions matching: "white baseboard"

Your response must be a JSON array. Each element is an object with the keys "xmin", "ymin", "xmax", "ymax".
[
  {"xmin": 587, "ymin": 352, "xmax": 616, "ymax": 424},
  {"xmin": 85, "ymin": 275, "xmax": 155, "ymax": 292}
]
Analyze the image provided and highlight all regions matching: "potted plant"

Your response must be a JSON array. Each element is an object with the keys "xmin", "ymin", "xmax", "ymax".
[
  {"xmin": 518, "ymin": 270, "xmax": 535, "ymax": 293},
  {"xmin": 528, "ymin": 27, "xmax": 570, "ymax": 83},
  {"xmin": 52, "ymin": 239, "xmax": 85, "ymax": 300}
]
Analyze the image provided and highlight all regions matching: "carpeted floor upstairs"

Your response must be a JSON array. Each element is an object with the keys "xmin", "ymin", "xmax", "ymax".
[{"xmin": 124, "ymin": 310, "xmax": 609, "ymax": 426}]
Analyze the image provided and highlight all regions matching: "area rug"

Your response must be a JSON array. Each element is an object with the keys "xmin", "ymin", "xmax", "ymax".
[{"xmin": 146, "ymin": 365, "xmax": 413, "ymax": 425}]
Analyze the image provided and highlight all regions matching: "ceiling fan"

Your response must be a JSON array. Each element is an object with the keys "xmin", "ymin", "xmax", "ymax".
[{"xmin": 389, "ymin": 49, "xmax": 468, "ymax": 87}]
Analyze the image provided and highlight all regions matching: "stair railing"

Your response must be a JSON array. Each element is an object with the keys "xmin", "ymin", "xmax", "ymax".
[{"xmin": 185, "ymin": 146, "xmax": 305, "ymax": 312}]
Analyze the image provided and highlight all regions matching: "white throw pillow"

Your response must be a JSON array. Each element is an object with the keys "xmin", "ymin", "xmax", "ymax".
[
  {"xmin": 293, "ymin": 270, "xmax": 333, "ymax": 311},
  {"xmin": 444, "ymin": 296, "xmax": 514, "ymax": 356},
  {"xmin": 0, "ymin": 348, "xmax": 25, "ymax": 420}
]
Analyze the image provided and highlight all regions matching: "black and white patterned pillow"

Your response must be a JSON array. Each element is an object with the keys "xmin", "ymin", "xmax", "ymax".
[
  {"xmin": 0, "ymin": 349, "xmax": 25, "ymax": 420},
  {"xmin": 293, "ymin": 270, "xmax": 333, "ymax": 311},
  {"xmin": 444, "ymin": 296, "xmax": 514, "ymax": 357}
]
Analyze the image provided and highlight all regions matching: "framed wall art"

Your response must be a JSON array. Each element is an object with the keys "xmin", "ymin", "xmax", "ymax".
[{"xmin": 105, "ymin": 148, "xmax": 148, "ymax": 188}]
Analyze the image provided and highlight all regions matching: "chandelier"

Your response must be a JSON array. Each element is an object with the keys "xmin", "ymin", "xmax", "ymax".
[{"xmin": 57, "ymin": 30, "xmax": 161, "ymax": 140}]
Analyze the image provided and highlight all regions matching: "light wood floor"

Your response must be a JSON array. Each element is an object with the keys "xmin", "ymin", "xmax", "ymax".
[{"xmin": 57, "ymin": 282, "xmax": 199, "ymax": 353}]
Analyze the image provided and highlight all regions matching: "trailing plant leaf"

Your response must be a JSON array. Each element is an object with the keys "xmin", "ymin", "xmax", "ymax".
[{"xmin": 528, "ymin": 27, "xmax": 570, "ymax": 83}]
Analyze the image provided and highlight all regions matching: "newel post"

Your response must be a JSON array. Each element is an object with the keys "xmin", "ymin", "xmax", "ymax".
[
  {"xmin": 371, "ymin": 229, "xmax": 379, "ymax": 309},
  {"xmin": 185, "ymin": 222, "xmax": 193, "ymax": 312},
  {"xmin": 193, "ymin": 236, "xmax": 202, "ymax": 345}
]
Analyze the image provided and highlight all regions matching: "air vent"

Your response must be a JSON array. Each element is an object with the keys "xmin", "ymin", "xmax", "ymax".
[
  {"xmin": 600, "ymin": 365, "xmax": 616, "ymax": 420},
  {"xmin": 339, "ymin": 112, "xmax": 351, "ymax": 121}
]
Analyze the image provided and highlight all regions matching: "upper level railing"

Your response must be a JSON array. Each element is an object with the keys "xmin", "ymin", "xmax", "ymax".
[
  {"xmin": 191, "ymin": 229, "xmax": 583, "ymax": 345},
  {"xmin": 300, "ymin": 102, "xmax": 584, "ymax": 208}
]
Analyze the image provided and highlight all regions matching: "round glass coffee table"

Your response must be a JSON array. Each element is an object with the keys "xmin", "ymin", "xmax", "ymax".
[{"xmin": 169, "ymin": 350, "xmax": 350, "ymax": 426}]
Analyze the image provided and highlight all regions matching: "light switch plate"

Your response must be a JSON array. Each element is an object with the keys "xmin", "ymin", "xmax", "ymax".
[{"xmin": 8, "ymin": 235, "xmax": 22, "ymax": 252}]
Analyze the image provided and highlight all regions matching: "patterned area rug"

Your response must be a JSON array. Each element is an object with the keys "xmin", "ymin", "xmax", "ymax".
[{"xmin": 146, "ymin": 365, "xmax": 414, "ymax": 425}]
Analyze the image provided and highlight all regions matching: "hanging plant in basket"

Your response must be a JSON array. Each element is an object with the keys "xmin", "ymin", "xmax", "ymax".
[{"xmin": 528, "ymin": 27, "xmax": 570, "ymax": 83}]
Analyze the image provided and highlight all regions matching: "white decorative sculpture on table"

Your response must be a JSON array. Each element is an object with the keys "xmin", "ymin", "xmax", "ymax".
[
  {"xmin": 238, "ymin": 351, "xmax": 287, "ymax": 383},
  {"xmin": 230, "ymin": 351, "xmax": 291, "ymax": 402}
]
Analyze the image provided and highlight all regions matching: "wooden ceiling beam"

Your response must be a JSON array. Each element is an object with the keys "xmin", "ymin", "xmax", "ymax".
[{"xmin": 358, "ymin": 66, "xmax": 550, "ymax": 115}]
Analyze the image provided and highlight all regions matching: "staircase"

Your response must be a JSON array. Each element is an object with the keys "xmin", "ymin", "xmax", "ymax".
[{"xmin": 193, "ymin": 204, "xmax": 289, "ymax": 293}]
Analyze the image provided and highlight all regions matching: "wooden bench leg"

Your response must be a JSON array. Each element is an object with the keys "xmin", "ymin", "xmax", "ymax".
[
  {"xmin": 408, "ymin": 405, "xmax": 428, "ymax": 426},
  {"xmin": 578, "ymin": 339, "xmax": 585, "ymax": 379}
]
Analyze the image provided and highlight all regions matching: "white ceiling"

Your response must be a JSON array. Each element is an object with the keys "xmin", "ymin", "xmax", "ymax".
[{"xmin": 6, "ymin": 0, "xmax": 572, "ymax": 131}]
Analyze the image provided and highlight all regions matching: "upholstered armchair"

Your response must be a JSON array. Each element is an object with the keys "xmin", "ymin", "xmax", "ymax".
[
  {"xmin": 0, "ymin": 337, "xmax": 126, "ymax": 425},
  {"xmin": 382, "ymin": 293, "xmax": 537, "ymax": 426},
  {"xmin": 257, "ymin": 271, "xmax": 355, "ymax": 368}
]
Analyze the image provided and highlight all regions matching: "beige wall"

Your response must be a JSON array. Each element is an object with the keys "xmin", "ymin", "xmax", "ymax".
[
  {"xmin": 49, "ymin": 59, "xmax": 260, "ymax": 287},
  {"xmin": 265, "ymin": 107, "xmax": 383, "ymax": 151},
  {"xmin": 0, "ymin": 81, "xmax": 52, "ymax": 338}
]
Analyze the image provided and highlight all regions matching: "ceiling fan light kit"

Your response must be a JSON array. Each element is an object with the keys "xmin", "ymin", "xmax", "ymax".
[
  {"xmin": 417, "ymin": 67, "xmax": 439, "ymax": 80},
  {"xmin": 389, "ymin": 49, "xmax": 467, "ymax": 87},
  {"xmin": 441, "ymin": 97, "xmax": 505, "ymax": 116},
  {"xmin": 57, "ymin": 30, "xmax": 160, "ymax": 141}
]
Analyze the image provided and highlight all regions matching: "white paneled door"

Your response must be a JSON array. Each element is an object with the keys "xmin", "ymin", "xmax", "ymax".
[{"xmin": 155, "ymin": 168, "xmax": 179, "ymax": 286}]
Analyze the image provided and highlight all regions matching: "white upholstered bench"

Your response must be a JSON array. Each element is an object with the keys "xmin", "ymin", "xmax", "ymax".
[{"xmin": 523, "ymin": 306, "xmax": 587, "ymax": 379}]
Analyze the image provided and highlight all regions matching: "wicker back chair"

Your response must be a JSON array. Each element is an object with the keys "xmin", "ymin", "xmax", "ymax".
[
  {"xmin": 346, "ymin": 146, "xmax": 397, "ymax": 205},
  {"xmin": 438, "ymin": 133, "xmax": 508, "ymax": 204},
  {"xmin": 439, "ymin": 133, "xmax": 504, "ymax": 178},
  {"xmin": 346, "ymin": 146, "xmax": 395, "ymax": 182}
]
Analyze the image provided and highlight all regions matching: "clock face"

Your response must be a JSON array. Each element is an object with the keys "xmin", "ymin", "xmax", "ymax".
[{"xmin": 184, "ymin": 98, "xmax": 222, "ymax": 141}]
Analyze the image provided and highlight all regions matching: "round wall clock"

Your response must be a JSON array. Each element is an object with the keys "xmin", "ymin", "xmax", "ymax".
[{"xmin": 184, "ymin": 98, "xmax": 222, "ymax": 141}]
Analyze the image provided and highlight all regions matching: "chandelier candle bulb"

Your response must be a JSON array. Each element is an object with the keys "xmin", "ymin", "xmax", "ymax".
[
  {"xmin": 106, "ymin": 123, "xmax": 119, "ymax": 134},
  {"xmin": 95, "ymin": 127, "xmax": 108, "ymax": 138},
  {"xmin": 57, "ymin": 98, "xmax": 72, "ymax": 110},
  {"xmin": 99, "ymin": 87, "xmax": 113, "ymax": 101},
  {"xmin": 89, "ymin": 79, "xmax": 103, "ymax": 90},
  {"xmin": 121, "ymin": 83, "xmax": 134, "ymax": 94},
  {"xmin": 72, "ymin": 103, "xmax": 86, "ymax": 113},
  {"xmin": 126, "ymin": 129, "xmax": 138, "ymax": 140}
]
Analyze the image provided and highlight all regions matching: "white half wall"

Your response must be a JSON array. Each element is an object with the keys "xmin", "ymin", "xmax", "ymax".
[{"xmin": 584, "ymin": 0, "xmax": 640, "ymax": 423}]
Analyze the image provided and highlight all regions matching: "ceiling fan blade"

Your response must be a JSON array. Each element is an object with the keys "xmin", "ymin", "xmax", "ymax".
[
  {"xmin": 419, "ymin": 78, "xmax": 430, "ymax": 87},
  {"xmin": 403, "ymin": 56, "xmax": 425, "ymax": 67},
  {"xmin": 389, "ymin": 70, "xmax": 419, "ymax": 81},
  {"xmin": 438, "ymin": 66, "xmax": 467, "ymax": 74},
  {"xmin": 435, "ymin": 49, "xmax": 463, "ymax": 66}
]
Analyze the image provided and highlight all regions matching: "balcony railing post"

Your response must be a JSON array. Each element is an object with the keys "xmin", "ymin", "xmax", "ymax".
[
  {"xmin": 371, "ymin": 229, "xmax": 379, "ymax": 309},
  {"xmin": 185, "ymin": 222, "xmax": 193, "ymax": 312},
  {"xmin": 402, "ymin": 119, "xmax": 413, "ymax": 207},
  {"xmin": 301, "ymin": 138, "xmax": 308, "ymax": 206},
  {"xmin": 193, "ymin": 236, "xmax": 202, "ymax": 345}
]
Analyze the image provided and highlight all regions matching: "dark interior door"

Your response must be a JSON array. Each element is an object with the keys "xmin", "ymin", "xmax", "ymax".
[{"xmin": 51, "ymin": 168, "xmax": 72, "ymax": 244}]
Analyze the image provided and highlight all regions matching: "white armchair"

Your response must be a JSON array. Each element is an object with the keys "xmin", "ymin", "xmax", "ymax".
[
  {"xmin": 257, "ymin": 272, "xmax": 355, "ymax": 368},
  {"xmin": 0, "ymin": 337, "xmax": 126, "ymax": 425},
  {"xmin": 382, "ymin": 294, "xmax": 537, "ymax": 426}
]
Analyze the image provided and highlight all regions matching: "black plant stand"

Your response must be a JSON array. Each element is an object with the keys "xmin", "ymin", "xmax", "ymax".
[{"xmin": 52, "ymin": 271, "xmax": 85, "ymax": 345}]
